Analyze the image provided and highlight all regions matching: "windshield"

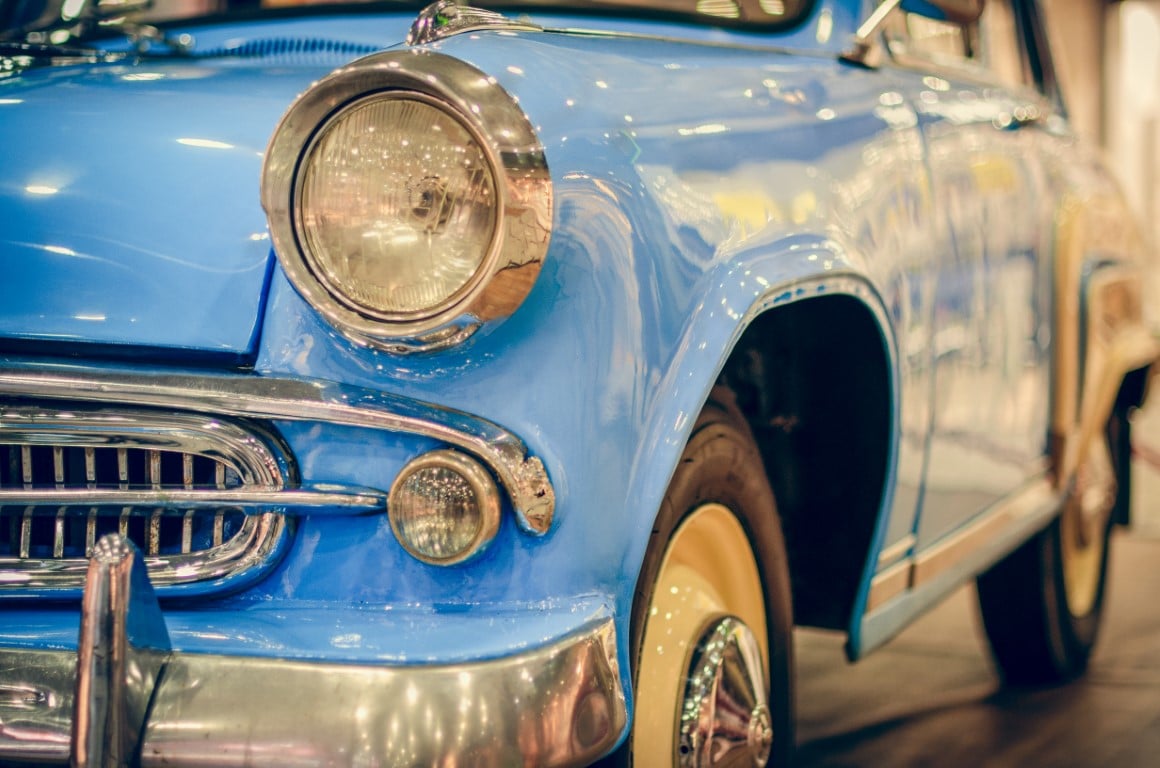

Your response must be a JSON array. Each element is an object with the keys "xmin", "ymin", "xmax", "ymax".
[{"xmin": 0, "ymin": 0, "xmax": 813, "ymax": 44}]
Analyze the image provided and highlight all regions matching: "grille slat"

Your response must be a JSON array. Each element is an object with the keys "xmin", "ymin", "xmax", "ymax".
[
  {"xmin": 86, "ymin": 512, "xmax": 97, "ymax": 555},
  {"xmin": 85, "ymin": 447, "xmax": 96, "ymax": 486},
  {"xmin": 0, "ymin": 405, "xmax": 288, "ymax": 593},
  {"xmin": 18, "ymin": 508, "xmax": 31, "ymax": 558},
  {"xmin": 53, "ymin": 509, "xmax": 65, "ymax": 558},
  {"xmin": 117, "ymin": 448, "xmax": 128, "ymax": 489},
  {"xmin": 214, "ymin": 463, "xmax": 226, "ymax": 546},
  {"xmin": 148, "ymin": 449, "xmax": 162, "ymax": 556}
]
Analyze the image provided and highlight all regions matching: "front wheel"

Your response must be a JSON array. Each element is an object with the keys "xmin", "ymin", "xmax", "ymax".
[{"xmin": 617, "ymin": 387, "xmax": 794, "ymax": 766}]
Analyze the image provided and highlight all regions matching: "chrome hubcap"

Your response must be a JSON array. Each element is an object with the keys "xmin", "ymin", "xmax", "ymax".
[{"xmin": 678, "ymin": 616, "xmax": 772, "ymax": 767}]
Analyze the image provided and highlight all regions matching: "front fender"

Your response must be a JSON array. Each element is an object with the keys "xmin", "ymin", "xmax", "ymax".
[{"xmin": 255, "ymin": 28, "xmax": 920, "ymax": 713}]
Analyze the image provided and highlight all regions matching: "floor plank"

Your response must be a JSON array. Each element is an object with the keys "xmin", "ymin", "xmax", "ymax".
[{"xmin": 796, "ymin": 527, "xmax": 1160, "ymax": 767}]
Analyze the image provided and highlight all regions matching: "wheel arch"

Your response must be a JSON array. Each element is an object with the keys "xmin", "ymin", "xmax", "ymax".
[{"xmin": 719, "ymin": 290, "xmax": 895, "ymax": 630}]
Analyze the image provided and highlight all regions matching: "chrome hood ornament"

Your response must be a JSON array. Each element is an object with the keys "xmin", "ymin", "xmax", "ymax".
[{"xmin": 407, "ymin": 0, "xmax": 542, "ymax": 45}]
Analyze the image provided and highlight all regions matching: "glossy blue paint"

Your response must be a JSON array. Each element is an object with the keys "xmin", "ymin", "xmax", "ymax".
[
  {"xmin": 2, "ymin": 6, "xmax": 916, "ymax": 666},
  {"xmin": 254, "ymin": 20, "xmax": 930, "ymax": 679},
  {"xmin": 0, "ymin": 61, "xmax": 302, "ymax": 354},
  {"xmin": 0, "ymin": 594, "xmax": 613, "ymax": 662},
  {"xmin": 4, "ymin": 1, "xmax": 1149, "ymax": 760}
]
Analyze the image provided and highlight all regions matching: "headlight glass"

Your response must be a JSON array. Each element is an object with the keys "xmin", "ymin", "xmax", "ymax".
[{"xmin": 298, "ymin": 93, "xmax": 497, "ymax": 319}]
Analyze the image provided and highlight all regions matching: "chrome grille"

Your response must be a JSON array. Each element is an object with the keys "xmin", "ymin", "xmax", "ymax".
[
  {"xmin": 0, "ymin": 445, "xmax": 245, "ymax": 559},
  {"xmin": 0, "ymin": 404, "xmax": 289, "ymax": 594}
]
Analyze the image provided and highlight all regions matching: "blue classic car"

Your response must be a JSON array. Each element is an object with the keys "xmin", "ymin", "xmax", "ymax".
[{"xmin": 0, "ymin": 0, "xmax": 1156, "ymax": 764}]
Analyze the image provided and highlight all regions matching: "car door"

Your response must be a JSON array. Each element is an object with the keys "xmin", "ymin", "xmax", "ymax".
[{"xmin": 884, "ymin": 2, "xmax": 1055, "ymax": 551}]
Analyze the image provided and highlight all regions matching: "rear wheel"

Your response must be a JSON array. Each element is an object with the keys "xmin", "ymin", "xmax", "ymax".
[
  {"xmin": 976, "ymin": 417, "xmax": 1121, "ymax": 685},
  {"xmin": 618, "ymin": 387, "xmax": 794, "ymax": 766}
]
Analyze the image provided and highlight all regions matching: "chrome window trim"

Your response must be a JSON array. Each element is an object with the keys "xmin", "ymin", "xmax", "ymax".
[
  {"xmin": 261, "ymin": 49, "xmax": 552, "ymax": 353},
  {"xmin": 0, "ymin": 362, "xmax": 555, "ymax": 534}
]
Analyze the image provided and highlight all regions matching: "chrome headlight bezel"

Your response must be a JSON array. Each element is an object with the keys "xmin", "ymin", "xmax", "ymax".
[{"xmin": 261, "ymin": 49, "xmax": 552, "ymax": 352}]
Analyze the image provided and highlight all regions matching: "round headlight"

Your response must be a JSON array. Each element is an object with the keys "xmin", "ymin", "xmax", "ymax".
[
  {"xmin": 388, "ymin": 450, "xmax": 501, "ymax": 565},
  {"xmin": 261, "ymin": 49, "xmax": 552, "ymax": 352},
  {"xmin": 298, "ymin": 93, "xmax": 497, "ymax": 320}
]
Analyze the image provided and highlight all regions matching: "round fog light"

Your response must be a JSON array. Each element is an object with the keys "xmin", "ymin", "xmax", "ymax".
[{"xmin": 388, "ymin": 450, "xmax": 501, "ymax": 565}]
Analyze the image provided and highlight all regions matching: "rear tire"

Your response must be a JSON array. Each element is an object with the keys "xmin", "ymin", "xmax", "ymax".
[
  {"xmin": 976, "ymin": 416, "xmax": 1123, "ymax": 685},
  {"xmin": 611, "ymin": 386, "xmax": 794, "ymax": 766}
]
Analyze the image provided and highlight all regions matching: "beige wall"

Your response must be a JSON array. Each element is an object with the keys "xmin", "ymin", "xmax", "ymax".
[{"xmin": 1105, "ymin": 1, "xmax": 1160, "ymax": 229}]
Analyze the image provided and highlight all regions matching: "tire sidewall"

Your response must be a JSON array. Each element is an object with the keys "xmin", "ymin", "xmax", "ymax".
[{"xmin": 627, "ymin": 390, "xmax": 794, "ymax": 766}]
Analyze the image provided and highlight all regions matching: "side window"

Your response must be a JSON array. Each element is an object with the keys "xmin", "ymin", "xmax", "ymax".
[{"xmin": 885, "ymin": 0, "xmax": 1031, "ymax": 91}]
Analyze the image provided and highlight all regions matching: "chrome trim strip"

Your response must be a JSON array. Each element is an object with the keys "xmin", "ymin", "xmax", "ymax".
[
  {"xmin": 876, "ymin": 533, "xmax": 915, "ymax": 568},
  {"xmin": 72, "ymin": 535, "xmax": 170, "ymax": 768},
  {"xmin": 407, "ymin": 1, "xmax": 543, "ymax": 45},
  {"xmin": 911, "ymin": 478, "xmax": 1055, "ymax": 587},
  {"xmin": 866, "ymin": 477, "xmax": 1058, "ymax": 612},
  {"xmin": 0, "ymin": 487, "xmax": 384, "ymax": 511},
  {"xmin": 261, "ymin": 47, "xmax": 552, "ymax": 352},
  {"xmin": 865, "ymin": 558, "xmax": 909, "ymax": 614},
  {"xmin": 0, "ymin": 619, "xmax": 625, "ymax": 766},
  {"xmin": 0, "ymin": 362, "xmax": 555, "ymax": 533}
]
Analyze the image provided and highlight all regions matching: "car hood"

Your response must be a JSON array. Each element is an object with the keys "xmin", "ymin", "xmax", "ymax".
[{"xmin": 0, "ymin": 19, "xmax": 410, "ymax": 358}]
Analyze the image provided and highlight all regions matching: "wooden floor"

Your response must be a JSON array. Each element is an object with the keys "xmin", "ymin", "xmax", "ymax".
[
  {"xmin": 797, "ymin": 404, "xmax": 1160, "ymax": 767},
  {"xmin": 796, "ymin": 527, "xmax": 1160, "ymax": 767}
]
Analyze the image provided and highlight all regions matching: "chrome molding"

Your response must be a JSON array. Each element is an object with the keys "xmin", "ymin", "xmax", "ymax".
[
  {"xmin": 0, "ymin": 362, "xmax": 555, "ymax": 533},
  {"xmin": 261, "ymin": 48, "xmax": 552, "ymax": 352},
  {"xmin": 0, "ymin": 619, "xmax": 624, "ymax": 766},
  {"xmin": 407, "ymin": 1, "xmax": 543, "ymax": 45},
  {"xmin": 72, "ymin": 535, "xmax": 170, "ymax": 768},
  {"xmin": 0, "ymin": 487, "xmax": 382, "ymax": 511},
  {"xmin": 867, "ymin": 476, "xmax": 1058, "ymax": 611},
  {"xmin": 876, "ymin": 533, "xmax": 915, "ymax": 569}
]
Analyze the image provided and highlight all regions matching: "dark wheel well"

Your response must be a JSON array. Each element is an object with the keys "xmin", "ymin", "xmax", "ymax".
[
  {"xmin": 1111, "ymin": 365, "xmax": 1151, "ymax": 527},
  {"xmin": 720, "ymin": 294, "xmax": 892, "ymax": 630}
]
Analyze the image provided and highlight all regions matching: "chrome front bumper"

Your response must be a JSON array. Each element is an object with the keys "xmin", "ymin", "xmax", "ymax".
[{"xmin": 0, "ymin": 536, "xmax": 627, "ymax": 766}]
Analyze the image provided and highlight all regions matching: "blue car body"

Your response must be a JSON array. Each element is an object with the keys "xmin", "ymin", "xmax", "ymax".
[{"xmin": 0, "ymin": 0, "xmax": 1156, "ymax": 764}]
